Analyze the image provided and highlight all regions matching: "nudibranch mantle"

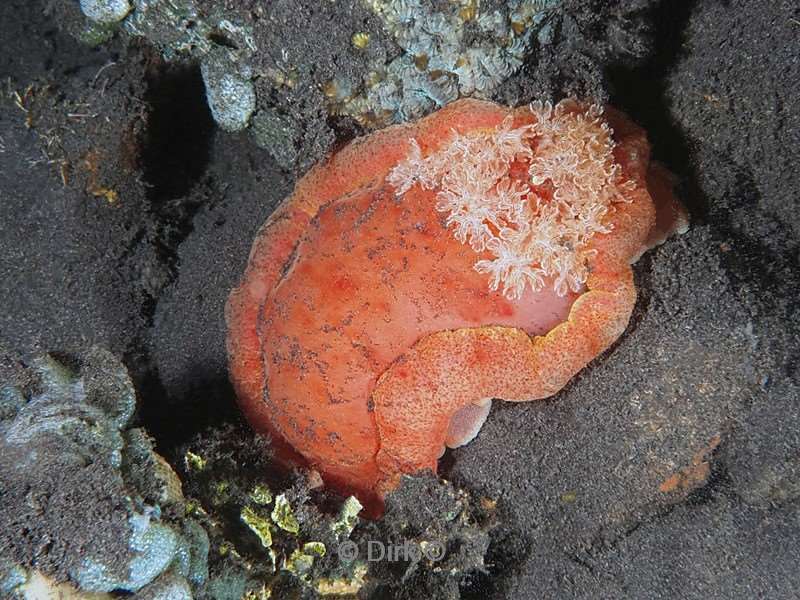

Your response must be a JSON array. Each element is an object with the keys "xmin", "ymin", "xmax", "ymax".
[{"xmin": 225, "ymin": 98, "xmax": 687, "ymax": 514}]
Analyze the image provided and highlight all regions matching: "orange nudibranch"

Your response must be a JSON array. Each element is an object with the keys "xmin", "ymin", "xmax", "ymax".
[{"xmin": 225, "ymin": 98, "xmax": 687, "ymax": 515}]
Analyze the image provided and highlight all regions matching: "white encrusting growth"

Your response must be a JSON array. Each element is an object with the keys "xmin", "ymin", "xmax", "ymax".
[{"xmin": 387, "ymin": 100, "xmax": 634, "ymax": 299}]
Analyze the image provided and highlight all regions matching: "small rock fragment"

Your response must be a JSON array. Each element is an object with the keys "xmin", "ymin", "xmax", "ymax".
[{"xmin": 79, "ymin": 0, "xmax": 132, "ymax": 24}]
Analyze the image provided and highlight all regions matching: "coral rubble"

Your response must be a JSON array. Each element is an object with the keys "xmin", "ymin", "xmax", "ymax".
[{"xmin": 0, "ymin": 348, "xmax": 208, "ymax": 597}]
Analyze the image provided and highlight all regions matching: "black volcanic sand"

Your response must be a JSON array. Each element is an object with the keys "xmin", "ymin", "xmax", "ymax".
[{"xmin": 1, "ymin": 0, "xmax": 798, "ymax": 598}]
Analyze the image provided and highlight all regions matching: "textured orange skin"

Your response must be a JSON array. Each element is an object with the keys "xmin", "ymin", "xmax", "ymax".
[{"xmin": 226, "ymin": 99, "xmax": 678, "ymax": 514}]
